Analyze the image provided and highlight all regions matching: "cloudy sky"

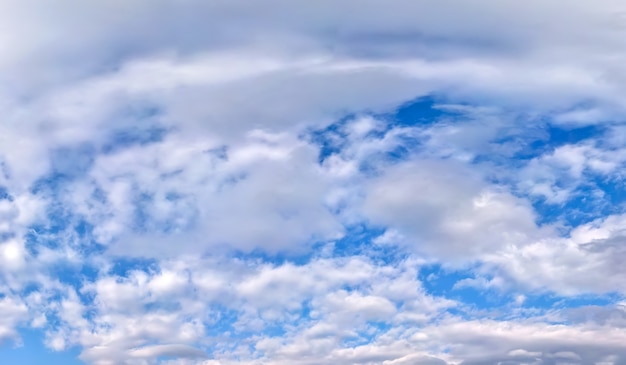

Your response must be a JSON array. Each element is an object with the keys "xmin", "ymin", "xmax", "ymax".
[{"xmin": 1, "ymin": 1, "xmax": 626, "ymax": 364}]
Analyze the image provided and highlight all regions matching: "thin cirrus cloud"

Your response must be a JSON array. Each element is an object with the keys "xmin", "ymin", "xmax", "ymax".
[{"xmin": 1, "ymin": 0, "xmax": 626, "ymax": 364}]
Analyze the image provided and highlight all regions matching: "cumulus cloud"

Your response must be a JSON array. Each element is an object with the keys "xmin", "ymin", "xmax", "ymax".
[{"xmin": 362, "ymin": 158, "xmax": 546, "ymax": 260}]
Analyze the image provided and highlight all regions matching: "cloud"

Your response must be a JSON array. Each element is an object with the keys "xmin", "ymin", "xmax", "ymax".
[
  {"xmin": 362, "ymin": 158, "xmax": 545, "ymax": 261},
  {"xmin": 0, "ymin": 295, "xmax": 28, "ymax": 344},
  {"xmin": 30, "ymin": 255, "xmax": 453, "ymax": 364},
  {"xmin": 2, "ymin": 0, "xmax": 626, "ymax": 364}
]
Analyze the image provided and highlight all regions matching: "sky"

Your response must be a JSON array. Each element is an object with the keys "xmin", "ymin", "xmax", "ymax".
[{"xmin": 1, "ymin": 1, "xmax": 626, "ymax": 364}]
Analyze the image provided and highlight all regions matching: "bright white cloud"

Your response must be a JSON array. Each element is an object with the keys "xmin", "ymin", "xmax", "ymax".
[{"xmin": 362, "ymin": 158, "xmax": 546, "ymax": 261}]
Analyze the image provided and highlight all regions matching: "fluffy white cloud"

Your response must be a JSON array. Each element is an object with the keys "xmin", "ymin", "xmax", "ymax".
[
  {"xmin": 0, "ymin": 295, "xmax": 28, "ymax": 344},
  {"xmin": 30, "ymin": 255, "xmax": 449, "ymax": 364},
  {"xmin": 362, "ymin": 158, "xmax": 546, "ymax": 261}
]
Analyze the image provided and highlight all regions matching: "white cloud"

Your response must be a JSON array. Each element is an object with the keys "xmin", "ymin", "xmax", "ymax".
[
  {"xmin": 362, "ymin": 158, "xmax": 546, "ymax": 261},
  {"xmin": 2, "ymin": 0, "xmax": 626, "ymax": 364},
  {"xmin": 518, "ymin": 142, "xmax": 626, "ymax": 203},
  {"xmin": 0, "ymin": 295, "xmax": 28, "ymax": 344},
  {"xmin": 30, "ymin": 255, "xmax": 453, "ymax": 364},
  {"xmin": 483, "ymin": 213, "xmax": 626, "ymax": 295}
]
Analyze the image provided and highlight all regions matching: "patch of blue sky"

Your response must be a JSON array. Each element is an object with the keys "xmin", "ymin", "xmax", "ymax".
[
  {"xmin": 0, "ymin": 229, "xmax": 14, "ymax": 242},
  {"xmin": 255, "ymin": 324, "xmax": 287, "ymax": 339},
  {"xmin": 49, "ymin": 256, "xmax": 99, "ymax": 280},
  {"xmin": 307, "ymin": 114, "xmax": 355, "ymax": 163},
  {"xmin": 358, "ymin": 139, "xmax": 424, "ymax": 176},
  {"xmin": 101, "ymin": 124, "xmax": 169, "ymax": 154},
  {"xmin": 17, "ymin": 282, "xmax": 41, "ymax": 298},
  {"xmin": 0, "ymin": 329, "xmax": 83, "ymax": 365},
  {"xmin": 203, "ymin": 308, "xmax": 291, "ymax": 353},
  {"xmin": 522, "ymin": 292, "xmax": 622, "ymax": 311},
  {"xmin": 0, "ymin": 160, "xmax": 10, "ymax": 181},
  {"xmin": 420, "ymin": 263, "xmax": 624, "ymax": 321},
  {"xmin": 231, "ymin": 224, "xmax": 403, "ymax": 269},
  {"xmin": 38, "ymin": 305, "xmax": 67, "ymax": 331},
  {"xmin": 420, "ymin": 264, "xmax": 513, "ymax": 312},
  {"xmin": 108, "ymin": 257, "xmax": 159, "ymax": 277},
  {"xmin": 309, "ymin": 96, "xmax": 606, "ymax": 182},
  {"xmin": 204, "ymin": 307, "xmax": 239, "ymax": 338},
  {"xmin": 309, "ymin": 96, "xmax": 446, "ymax": 164},
  {"xmin": 327, "ymin": 225, "xmax": 386, "ymax": 257},
  {"xmin": 17, "ymin": 151, "xmax": 91, "ymax": 236},
  {"xmin": 129, "ymin": 188, "xmax": 195, "ymax": 235},
  {"xmin": 25, "ymin": 209, "xmax": 102, "ymax": 254},
  {"xmin": 346, "ymin": 321, "xmax": 394, "ymax": 345},
  {"xmin": 531, "ymin": 174, "xmax": 626, "ymax": 228},
  {"xmin": 333, "ymin": 227, "xmax": 412, "ymax": 268},
  {"xmin": 30, "ymin": 176, "xmax": 71, "ymax": 198},
  {"xmin": 501, "ymin": 123, "xmax": 605, "ymax": 162},
  {"xmin": 47, "ymin": 263, "xmax": 100, "ymax": 296},
  {"xmin": 535, "ymin": 199, "xmax": 598, "ymax": 228},
  {"xmin": 229, "ymin": 250, "xmax": 303, "ymax": 267},
  {"xmin": 419, "ymin": 264, "xmax": 473, "ymax": 296},
  {"xmin": 591, "ymin": 173, "xmax": 626, "ymax": 209},
  {"xmin": 25, "ymin": 222, "xmax": 71, "ymax": 253},
  {"xmin": 470, "ymin": 124, "xmax": 612, "ymax": 228},
  {"xmin": 545, "ymin": 123, "xmax": 605, "ymax": 148},
  {"xmin": 299, "ymin": 299, "xmax": 312, "ymax": 319},
  {"xmin": 386, "ymin": 95, "xmax": 452, "ymax": 128},
  {"xmin": 0, "ymin": 185, "xmax": 11, "ymax": 200},
  {"xmin": 132, "ymin": 190, "xmax": 157, "ymax": 234}
]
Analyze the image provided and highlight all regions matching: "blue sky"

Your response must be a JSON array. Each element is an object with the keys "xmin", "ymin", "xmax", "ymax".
[{"xmin": 2, "ymin": 1, "xmax": 626, "ymax": 364}]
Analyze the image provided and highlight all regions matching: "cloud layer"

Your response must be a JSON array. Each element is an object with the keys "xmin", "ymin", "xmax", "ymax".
[{"xmin": 2, "ymin": 0, "xmax": 626, "ymax": 364}]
